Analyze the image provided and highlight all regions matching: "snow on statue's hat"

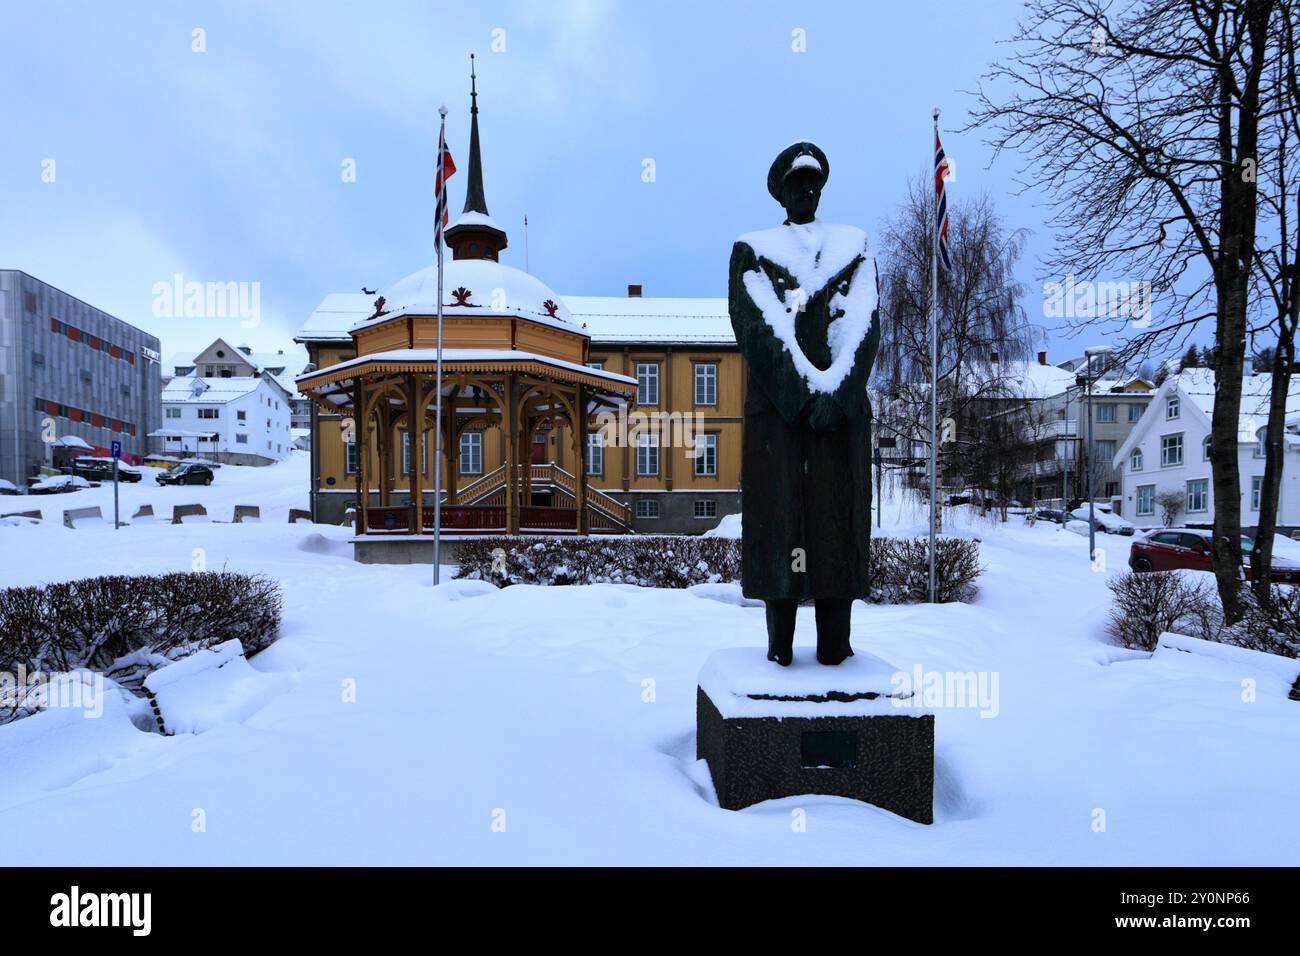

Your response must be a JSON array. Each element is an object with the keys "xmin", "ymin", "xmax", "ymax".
[{"xmin": 767, "ymin": 141, "xmax": 830, "ymax": 201}]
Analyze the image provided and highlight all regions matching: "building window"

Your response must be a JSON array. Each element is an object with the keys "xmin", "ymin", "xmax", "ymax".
[
  {"xmin": 694, "ymin": 499, "xmax": 718, "ymax": 519},
  {"xmin": 694, "ymin": 433, "xmax": 717, "ymax": 476},
  {"xmin": 1128, "ymin": 404, "xmax": 1143, "ymax": 422},
  {"xmin": 1160, "ymin": 433, "xmax": 1183, "ymax": 467},
  {"xmin": 165, "ymin": 407, "xmax": 181, "ymax": 419},
  {"xmin": 694, "ymin": 363, "xmax": 717, "ymax": 405},
  {"xmin": 1129, "ymin": 449, "xmax": 1143, "ymax": 472},
  {"xmin": 1254, "ymin": 426, "xmax": 1267, "ymax": 459},
  {"xmin": 402, "ymin": 432, "xmax": 411, "ymax": 474},
  {"xmin": 460, "ymin": 431, "xmax": 483, "ymax": 475},
  {"xmin": 636, "ymin": 362, "xmax": 659, "ymax": 406},
  {"xmin": 236, "ymin": 434, "xmax": 248, "ymax": 444},
  {"xmin": 635, "ymin": 499, "xmax": 660, "ymax": 519},
  {"xmin": 636, "ymin": 431, "xmax": 659, "ymax": 475},
  {"xmin": 1251, "ymin": 475, "xmax": 1263, "ymax": 511},
  {"xmin": 1097, "ymin": 403, "xmax": 1116, "ymax": 423},
  {"xmin": 1204, "ymin": 435, "xmax": 1213, "ymax": 460},
  {"xmin": 1166, "ymin": 396, "xmax": 1180, "ymax": 420},
  {"xmin": 197, "ymin": 408, "xmax": 220, "ymax": 420},
  {"xmin": 1136, "ymin": 483, "xmax": 1155, "ymax": 516},
  {"xmin": 586, "ymin": 361, "xmax": 604, "ymax": 371},
  {"xmin": 237, "ymin": 410, "xmax": 246, "ymax": 422},
  {"xmin": 1186, "ymin": 478, "xmax": 1209, "ymax": 513},
  {"xmin": 586, "ymin": 433, "xmax": 603, "ymax": 475},
  {"xmin": 1095, "ymin": 439, "xmax": 1115, "ymax": 462},
  {"xmin": 345, "ymin": 441, "xmax": 358, "ymax": 474}
]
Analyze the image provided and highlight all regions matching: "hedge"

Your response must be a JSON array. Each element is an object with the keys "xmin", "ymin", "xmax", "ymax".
[
  {"xmin": 1, "ymin": 571, "xmax": 281, "ymax": 723},
  {"xmin": 455, "ymin": 534, "xmax": 982, "ymax": 603}
]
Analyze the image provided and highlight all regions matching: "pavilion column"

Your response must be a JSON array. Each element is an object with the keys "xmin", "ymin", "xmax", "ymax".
[
  {"xmin": 505, "ymin": 373, "xmax": 518, "ymax": 534},
  {"xmin": 375, "ymin": 405, "xmax": 391, "ymax": 508},
  {"xmin": 446, "ymin": 416, "xmax": 460, "ymax": 505},
  {"xmin": 575, "ymin": 385, "xmax": 589, "ymax": 534},
  {"xmin": 522, "ymin": 416, "xmax": 534, "ymax": 508},
  {"xmin": 408, "ymin": 374, "xmax": 423, "ymax": 535},
  {"xmin": 355, "ymin": 381, "xmax": 369, "ymax": 534}
]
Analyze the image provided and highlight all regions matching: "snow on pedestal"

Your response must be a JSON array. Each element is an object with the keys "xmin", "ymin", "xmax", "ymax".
[{"xmin": 696, "ymin": 647, "xmax": 934, "ymax": 822}]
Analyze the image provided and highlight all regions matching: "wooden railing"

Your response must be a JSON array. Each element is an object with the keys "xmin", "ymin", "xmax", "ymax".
[{"xmin": 433, "ymin": 462, "xmax": 633, "ymax": 531}]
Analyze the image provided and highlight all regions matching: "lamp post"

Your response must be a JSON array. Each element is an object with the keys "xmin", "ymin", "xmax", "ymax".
[{"xmin": 1080, "ymin": 346, "xmax": 1112, "ymax": 562}]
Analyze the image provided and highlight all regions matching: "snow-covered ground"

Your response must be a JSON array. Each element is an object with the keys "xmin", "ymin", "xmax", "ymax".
[{"xmin": 1, "ymin": 466, "xmax": 1298, "ymax": 865}]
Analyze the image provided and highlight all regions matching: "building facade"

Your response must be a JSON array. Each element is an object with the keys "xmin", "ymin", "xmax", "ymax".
[
  {"xmin": 1115, "ymin": 368, "xmax": 1300, "ymax": 530},
  {"xmin": 0, "ymin": 270, "xmax": 161, "ymax": 486},
  {"xmin": 159, "ymin": 373, "xmax": 293, "ymax": 465}
]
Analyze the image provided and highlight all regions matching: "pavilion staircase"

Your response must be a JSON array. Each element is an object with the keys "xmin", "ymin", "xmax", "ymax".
[{"xmin": 450, "ymin": 463, "xmax": 633, "ymax": 533}]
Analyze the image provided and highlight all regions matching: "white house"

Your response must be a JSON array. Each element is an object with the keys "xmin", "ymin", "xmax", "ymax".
[
  {"xmin": 158, "ymin": 373, "xmax": 293, "ymax": 465},
  {"xmin": 1115, "ymin": 367, "xmax": 1300, "ymax": 530}
]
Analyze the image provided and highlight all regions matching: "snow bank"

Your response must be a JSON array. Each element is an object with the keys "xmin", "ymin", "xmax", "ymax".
[
  {"xmin": 143, "ymin": 640, "xmax": 288, "ymax": 735},
  {"xmin": 702, "ymin": 513, "xmax": 742, "ymax": 538}
]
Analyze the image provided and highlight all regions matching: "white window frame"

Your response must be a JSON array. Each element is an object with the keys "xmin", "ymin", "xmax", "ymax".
[
  {"xmin": 694, "ymin": 362, "xmax": 717, "ymax": 406},
  {"xmin": 1129, "ymin": 449, "xmax": 1143, "ymax": 472},
  {"xmin": 1136, "ymin": 483, "xmax": 1155, "ymax": 516},
  {"xmin": 1251, "ymin": 475, "xmax": 1263, "ymax": 511},
  {"xmin": 1160, "ymin": 433, "xmax": 1183, "ymax": 467},
  {"xmin": 636, "ymin": 431, "xmax": 659, "ymax": 476},
  {"xmin": 1254, "ymin": 427, "xmax": 1267, "ymax": 459},
  {"xmin": 345, "ymin": 440, "xmax": 358, "ymax": 475},
  {"xmin": 636, "ymin": 362, "xmax": 659, "ymax": 406},
  {"xmin": 1096, "ymin": 403, "xmax": 1116, "ymax": 423},
  {"xmin": 694, "ymin": 433, "xmax": 717, "ymax": 476},
  {"xmin": 586, "ymin": 433, "xmax": 604, "ymax": 475},
  {"xmin": 1166, "ymin": 395, "xmax": 1180, "ymax": 420},
  {"xmin": 693, "ymin": 499, "xmax": 717, "ymax": 519},
  {"xmin": 635, "ymin": 499, "xmax": 660, "ymax": 519},
  {"xmin": 1186, "ymin": 478, "xmax": 1209, "ymax": 513},
  {"xmin": 459, "ymin": 431, "xmax": 483, "ymax": 475},
  {"xmin": 1128, "ymin": 404, "xmax": 1143, "ymax": 423}
]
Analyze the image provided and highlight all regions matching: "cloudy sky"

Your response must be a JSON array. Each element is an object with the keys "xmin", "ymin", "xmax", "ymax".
[{"xmin": 2, "ymin": 0, "xmax": 1130, "ymax": 367}]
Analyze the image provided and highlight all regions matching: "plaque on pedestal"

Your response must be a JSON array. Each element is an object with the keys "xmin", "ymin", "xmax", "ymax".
[{"xmin": 696, "ymin": 648, "xmax": 934, "ymax": 823}]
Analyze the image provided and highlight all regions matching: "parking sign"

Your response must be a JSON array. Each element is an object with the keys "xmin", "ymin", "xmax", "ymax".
[{"xmin": 110, "ymin": 440, "xmax": 122, "ymax": 459}]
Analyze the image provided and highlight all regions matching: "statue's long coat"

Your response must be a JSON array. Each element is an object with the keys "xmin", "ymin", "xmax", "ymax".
[{"xmin": 728, "ymin": 228, "xmax": 880, "ymax": 601}]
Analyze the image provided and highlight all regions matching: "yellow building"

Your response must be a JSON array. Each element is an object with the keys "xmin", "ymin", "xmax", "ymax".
[{"xmin": 294, "ymin": 77, "xmax": 741, "ymax": 537}]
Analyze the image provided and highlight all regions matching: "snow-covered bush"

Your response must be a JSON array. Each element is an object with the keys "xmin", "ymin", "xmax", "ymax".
[
  {"xmin": 1105, "ymin": 571, "xmax": 1217, "ymax": 651},
  {"xmin": 1219, "ymin": 586, "xmax": 1300, "ymax": 659},
  {"xmin": 0, "ymin": 572, "xmax": 281, "ymax": 722},
  {"xmin": 456, "ymin": 534, "xmax": 982, "ymax": 604},
  {"xmin": 455, "ymin": 536, "xmax": 742, "ymax": 588},
  {"xmin": 866, "ymin": 536, "xmax": 982, "ymax": 605}
]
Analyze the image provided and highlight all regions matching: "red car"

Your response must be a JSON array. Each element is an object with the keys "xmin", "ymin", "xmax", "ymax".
[{"xmin": 1128, "ymin": 528, "xmax": 1300, "ymax": 583}]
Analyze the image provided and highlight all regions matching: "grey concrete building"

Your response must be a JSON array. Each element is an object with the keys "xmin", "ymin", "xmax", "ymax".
[{"xmin": 0, "ymin": 271, "xmax": 162, "ymax": 487}]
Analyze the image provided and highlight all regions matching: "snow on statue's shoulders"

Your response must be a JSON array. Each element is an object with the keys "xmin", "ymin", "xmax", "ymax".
[
  {"xmin": 735, "ymin": 219, "xmax": 877, "ymax": 394},
  {"xmin": 736, "ymin": 220, "xmax": 869, "ymax": 293}
]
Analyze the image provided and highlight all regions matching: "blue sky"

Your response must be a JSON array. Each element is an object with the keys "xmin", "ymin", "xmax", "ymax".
[{"xmin": 1, "ymin": 0, "xmax": 1138, "ymax": 366}]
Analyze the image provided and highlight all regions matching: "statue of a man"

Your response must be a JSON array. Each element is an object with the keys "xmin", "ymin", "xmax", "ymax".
[{"xmin": 728, "ymin": 142, "xmax": 880, "ymax": 666}]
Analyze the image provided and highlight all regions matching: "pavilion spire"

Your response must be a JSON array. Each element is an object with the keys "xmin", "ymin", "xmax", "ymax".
[
  {"xmin": 462, "ymin": 53, "xmax": 489, "ymax": 216},
  {"xmin": 445, "ymin": 53, "xmax": 508, "ymax": 261}
]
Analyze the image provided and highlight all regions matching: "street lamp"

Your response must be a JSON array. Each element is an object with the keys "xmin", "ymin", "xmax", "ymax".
[{"xmin": 1078, "ymin": 345, "xmax": 1113, "ymax": 562}]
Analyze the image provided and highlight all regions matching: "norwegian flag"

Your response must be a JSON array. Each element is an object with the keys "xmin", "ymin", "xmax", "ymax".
[
  {"xmin": 434, "ymin": 124, "xmax": 457, "ymax": 254},
  {"xmin": 934, "ymin": 131, "xmax": 952, "ymax": 271}
]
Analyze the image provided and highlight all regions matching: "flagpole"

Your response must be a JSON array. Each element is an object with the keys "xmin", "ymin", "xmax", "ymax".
[
  {"xmin": 929, "ymin": 106, "xmax": 940, "ymax": 605},
  {"xmin": 434, "ymin": 105, "xmax": 447, "ymax": 585}
]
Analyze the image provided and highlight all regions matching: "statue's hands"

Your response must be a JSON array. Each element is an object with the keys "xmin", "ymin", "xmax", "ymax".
[{"xmin": 806, "ymin": 395, "xmax": 845, "ymax": 432}]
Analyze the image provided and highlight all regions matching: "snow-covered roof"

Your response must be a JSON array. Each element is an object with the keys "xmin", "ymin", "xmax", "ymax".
[
  {"xmin": 298, "ymin": 348, "xmax": 637, "ymax": 389},
  {"xmin": 351, "ymin": 259, "xmax": 573, "ymax": 333},
  {"xmin": 969, "ymin": 360, "xmax": 1078, "ymax": 400},
  {"xmin": 1172, "ymin": 367, "xmax": 1300, "ymax": 439},
  {"xmin": 448, "ymin": 210, "xmax": 505, "ymax": 234},
  {"xmin": 162, "ymin": 375, "xmax": 264, "ymax": 404},
  {"xmin": 563, "ymin": 296, "xmax": 733, "ymax": 344},
  {"xmin": 297, "ymin": 293, "xmax": 375, "ymax": 342}
]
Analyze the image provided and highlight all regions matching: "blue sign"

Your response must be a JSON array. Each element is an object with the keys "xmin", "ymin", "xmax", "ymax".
[{"xmin": 110, "ymin": 440, "xmax": 122, "ymax": 460}]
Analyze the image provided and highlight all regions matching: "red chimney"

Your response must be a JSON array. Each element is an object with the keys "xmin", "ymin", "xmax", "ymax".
[
  {"xmin": 1038, "ymin": 350, "xmax": 1047, "ymax": 365},
  {"xmin": 627, "ymin": 284, "xmax": 642, "ymax": 298}
]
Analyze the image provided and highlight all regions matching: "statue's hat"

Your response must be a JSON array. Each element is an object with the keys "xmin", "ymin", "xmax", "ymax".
[{"xmin": 767, "ymin": 141, "xmax": 829, "ymax": 201}]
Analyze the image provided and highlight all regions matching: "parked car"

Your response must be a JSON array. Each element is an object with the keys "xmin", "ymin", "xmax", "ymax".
[
  {"xmin": 1128, "ymin": 528, "xmax": 1300, "ymax": 583},
  {"xmin": 71, "ymin": 457, "xmax": 141, "ymax": 483},
  {"xmin": 29, "ymin": 474, "xmax": 90, "ymax": 495},
  {"xmin": 1070, "ymin": 505, "xmax": 1136, "ymax": 536},
  {"xmin": 1034, "ymin": 509, "xmax": 1071, "ymax": 525},
  {"xmin": 155, "ymin": 463, "xmax": 214, "ymax": 486}
]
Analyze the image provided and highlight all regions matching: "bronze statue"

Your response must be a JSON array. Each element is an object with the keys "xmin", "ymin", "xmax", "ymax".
[{"xmin": 728, "ymin": 142, "xmax": 881, "ymax": 666}]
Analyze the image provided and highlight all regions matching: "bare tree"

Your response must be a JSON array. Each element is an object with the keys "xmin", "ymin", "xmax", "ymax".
[
  {"xmin": 1157, "ymin": 489, "xmax": 1185, "ymax": 527},
  {"xmin": 874, "ymin": 178, "xmax": 1038, "ymax": 526},
  {"xmin": 971, "ymin": 0, "xmax": 1282, "ymax": 622}
]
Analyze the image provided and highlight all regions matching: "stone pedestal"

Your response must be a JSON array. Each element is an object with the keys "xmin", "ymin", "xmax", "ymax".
[{"xmin": 696, "ymin": 648, "xmax": 934, "ymax": 823}]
